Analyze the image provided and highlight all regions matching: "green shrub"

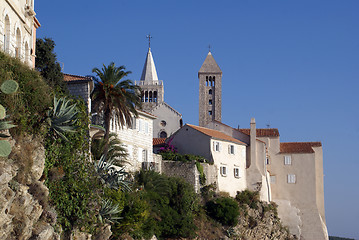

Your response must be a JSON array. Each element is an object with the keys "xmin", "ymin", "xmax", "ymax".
[
  {"xmin": 235, "ymin": 189, "xmax": 260, "ymax": 210},
  {"xmin": 0, "ymin": 51, "xmax": 53, "ymax": 135},
  {"xmin": 206, "ymin": 197, "xmax": 239, "ymax": 226},
  {"xmin": 134, "ymin": 170, "xmax": 199, "ymax": 239},
  {"xmin": 45, "ymin": 99, "xmax": 101, "ymax": 233}
]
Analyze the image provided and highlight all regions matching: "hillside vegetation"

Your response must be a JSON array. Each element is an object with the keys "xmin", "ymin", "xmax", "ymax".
[{"xmin": 0, "ymin": 51, "xmax": 296, "ymax": 240}]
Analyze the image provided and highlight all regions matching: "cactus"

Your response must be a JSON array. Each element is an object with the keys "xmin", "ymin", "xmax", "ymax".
[
  {"xmin": 0, "ymin": 104, "xmax": 6, "ymax": 120},
  {"xmin": 1, "ymin": 80, "xmax": 19, "ymax": 94},
  {"xmin": 0, "ymin": 79, "xmax": 18, "ymax": 157},
  {"xmin": 0, "ymin": 140, "xmax": 11, "ymax": 157}
]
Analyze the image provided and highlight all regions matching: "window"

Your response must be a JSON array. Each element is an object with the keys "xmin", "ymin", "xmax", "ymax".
[
  {"xmin": 270, "ymin": 175, "xmax": 276, "ymax": 183},
  {"xmin": 287, "ymin": 174, "xmax": 296, "ymax": 184},
  {"xmin": 208, "ymin": 111, "xmax": 212, "ymax": 116},
  {"xmin": 131, "ymin": 117, "xmax": 137, "ymax": 129},
  {"xmin": 213, "ymin": 141, "xmax": 221, "ymax": 152},
  {"xmin": 234, "ymin": 167, "xmax": 241, "ymax": 178},
  {"xmin": 145, "ymin": 122, "xmax": 149, "ymax": 133},
  {"xmin": 209, "ymin": 89, "xmax": 212, "ymax": 95},
  {"xmin": 220, "ymin": 166, "xmax": 227, "ymax": 176},
  {"xmin": 266, "ymin": 157, "xmax": 270, "ymax": 165},
  {"xmin": 228, "ymin": 145, "xmax": 235, "ymax": 154},
  {"xmin": 160, "ymin": 120, "xmax": 166, "ymax": 127},
  {"xmin": 142, "ymin": 149, "xmax": 148, "ymax": 162},
  {"xmin": 209, "ymin": 99, "xmax": 212, "ymax": 105},
  {"xmin": 284, "ymin": 156, "xmax": 292, "ymax": 165},
  {"xmin": 160, "ymin": 131, "xmax": 167, "ymax": 138}
]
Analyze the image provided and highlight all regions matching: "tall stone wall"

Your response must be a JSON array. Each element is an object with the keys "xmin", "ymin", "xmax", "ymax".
[
  {"xmin": 161, "ymin": 161, "xmax": 218, "ymax": 193},
  {"xmin": 162, "ymin": 161, "xmax": 200, "ymax": 193}
]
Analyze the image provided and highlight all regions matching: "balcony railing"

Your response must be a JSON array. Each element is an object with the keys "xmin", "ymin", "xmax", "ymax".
[{"xmin": 135, "ymin": 80, "xmax": 163, "ymax": 86}]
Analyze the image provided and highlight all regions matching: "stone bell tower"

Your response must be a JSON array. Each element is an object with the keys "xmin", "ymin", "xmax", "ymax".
[{"xmin": 198, "ymin": 51, "xmax": 222, "ymax": 127}]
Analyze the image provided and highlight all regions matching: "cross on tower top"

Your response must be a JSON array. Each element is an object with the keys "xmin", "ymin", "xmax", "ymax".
[
  {"xmin": 146, "ymin": 34, "xmax": 152, "ymax": 48},
  {"xmin": 208, "ymin": 44, "xmax": 211, "ymax": 52}
]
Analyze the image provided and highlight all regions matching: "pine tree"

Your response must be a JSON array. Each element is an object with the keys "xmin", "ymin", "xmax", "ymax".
[{"xmin": 35, "ymin": 38, "xmax": 66, "ymax": 92}]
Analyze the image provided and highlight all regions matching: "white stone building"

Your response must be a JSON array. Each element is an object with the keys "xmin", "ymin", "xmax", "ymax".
[
  {"xmin": 169, "ymin": 124, "xmax": 247, "ymax": 197},
  {"xmin": 0, "ymin": 0, "xmax": 40, "ymax": 68},
  {"xmin": 109, "ymin": 110, "xmax": 158, "ymax": 172}
]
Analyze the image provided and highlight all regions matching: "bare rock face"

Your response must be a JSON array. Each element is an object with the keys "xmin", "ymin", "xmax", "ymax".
[
  {"xmin": 231, "ymin": 203, "xmax": 297, "ymax": 240},
  {"xmin": 0, "ymin": 135, "xmax": 59, "ymax": 240}
]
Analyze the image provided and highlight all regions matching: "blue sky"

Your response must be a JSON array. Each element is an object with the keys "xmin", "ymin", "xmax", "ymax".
[{"xmin": 36, "ymin": 0, "xmax": 359, "ymax": 238}]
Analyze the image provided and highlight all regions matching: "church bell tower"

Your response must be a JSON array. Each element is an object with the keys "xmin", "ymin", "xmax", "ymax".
[{"xmin": 198, "ymin": 51, "xmax": 222, "ymax": 127}]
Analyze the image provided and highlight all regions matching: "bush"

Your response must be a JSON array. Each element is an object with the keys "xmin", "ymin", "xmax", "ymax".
[
  {"xmin": 45, "ymin": 99, "xmax": 101, "ymax": 233},
  {"xmin": 0, "ymin": 51, "xmax": 53, "ymax": 135},
  {"xmin": 135, "ymin": 171, "xmax": 199, "ymax": 239},
  {"xmin": 236, "ymin": 189, "xmax": 260, "ymax": 210},
  {"xmin": 206, "ymin": 197, "xmax": 239, "ymax": 226}
]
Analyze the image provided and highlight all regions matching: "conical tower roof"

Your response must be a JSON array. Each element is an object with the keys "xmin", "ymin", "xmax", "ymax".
[
  {"xmin": 199, "ymin": 51, "xmax": 222, "ymax": 73},
  {"xmin": 140, "ymin": 48, "xmax": 159, "ymax": 81}
]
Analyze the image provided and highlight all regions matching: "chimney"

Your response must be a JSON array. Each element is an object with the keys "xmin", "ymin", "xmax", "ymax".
[{"xmin": 250, "ymin": 118, "xmax": 257, "ymax": 166}]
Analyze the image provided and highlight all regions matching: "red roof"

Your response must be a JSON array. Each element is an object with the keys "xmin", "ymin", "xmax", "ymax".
[
  {"xmin": 153, "ymin": 138, "xmax": 166, "ymax": 146},
  {"xmin": 187, "ymin": 124, "xmax": 247, "ymax": 145},
  {"xmin": 63, "ymin": 73, "xmax": 92, "ymax": 82},
  {"xmin": 239, "ymin": 128, "xmax": 280, "ymax": 137},
  {"xmin": 280, "ymin": 142, "xmax": 322, "ymax": 153}
]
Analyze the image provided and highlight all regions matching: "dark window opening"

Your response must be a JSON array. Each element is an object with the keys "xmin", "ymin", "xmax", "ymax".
[{"xmin": 160, "ymin": 131, "xmax": 167, "ymax": 138}]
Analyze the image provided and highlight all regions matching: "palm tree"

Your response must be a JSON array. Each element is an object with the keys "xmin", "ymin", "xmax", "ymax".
[{"xmin": 92, "ymin": 62, "xmax": 141, "ymax": 154}]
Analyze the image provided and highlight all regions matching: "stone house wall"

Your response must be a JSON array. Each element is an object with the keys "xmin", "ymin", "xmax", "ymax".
[{"xmin": 0, "ymin": 0, "xmax": 39, "ymax": 68}]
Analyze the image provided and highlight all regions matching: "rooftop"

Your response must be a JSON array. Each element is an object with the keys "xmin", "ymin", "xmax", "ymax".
[
  {"xmin": 140, "ymin": 48, "xmax": 159, "ymax": 81},
  {"xmin": 239, "ymin": 128, "xmax": 280, "ymax": 137},
  {"xmin": 187, "ymin": 124, "xmax": 247, "ymax": 145},
  {"xmin": 153, "ymin": 138, "xmax": 166, "ymax": 146},
  {"xmin": 198, "ymin": 52, "xmax": 222, "ymax": 74},
  {"xmin": 63, "ymin": 73, "xmax": 92, "ymax": 82},
  {"xmin": 280, "ymin": 142, "xmax": 322, "ymax": 153}
]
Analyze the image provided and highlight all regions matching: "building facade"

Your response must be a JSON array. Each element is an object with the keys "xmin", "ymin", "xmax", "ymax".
[
  {"xmin": 109, "ymin": 110, "xmax": 158, "ymax": 172},
  {"xmin": 64, "ymin": 73, "xmax": 94, "ymax": 112},
  {"xmin": 169, "ymin": 124, "xmax": 247, "ymax": 197},
  {"xmin": 0, "ymin": 0, "xmax": 40, "ymax": 68},
  {"xmin": 135, "ymin": 47, "xmax": 182, "ymax": 138}
]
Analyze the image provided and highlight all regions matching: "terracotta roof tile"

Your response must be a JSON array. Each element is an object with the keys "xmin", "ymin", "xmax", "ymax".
[
  {"xmin": 63, "ymin": 73, "xmax": 92, "ymax": 82},
  {"xmin": 280, "ymin": 142, "xmax": 322, "ymax": 153},
  {"xmin": 239, "ymin": 128, "xmax": 280, "ymax": 137},
  {"xmin": 153, "ymin": 138, "xmax": 166, "ymax": 146},
  {"xmin": 187, "ymin": 124, "xmax": 247, "ymax": 145}
]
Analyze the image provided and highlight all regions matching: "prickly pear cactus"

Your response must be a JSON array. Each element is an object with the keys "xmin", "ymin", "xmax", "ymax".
[
  {"xmin": 0, "ymin": 104, "xmax": 5, "ymax": 120},
  {"xmin": 0, "ymin": 140, "xmax": 11, "ymax": 157},
  {"xmin": 0, "ymin": 79, "xmax": 18, "ymax": 157},
  {"xmin": 1, "ymin": 79, "xmax": 19, "ymax": 94}
]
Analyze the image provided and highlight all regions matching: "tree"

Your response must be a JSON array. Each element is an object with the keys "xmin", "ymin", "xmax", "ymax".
[
  {"xmin": 35, "ymin": 38, "xmax": 66, "ymax": 92},
  {"xmin": 91, "ymin": 62, "xmax": 141, "ymax": 154}
]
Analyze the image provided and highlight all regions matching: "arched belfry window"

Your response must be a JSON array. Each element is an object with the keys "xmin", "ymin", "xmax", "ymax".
[
  {"xmin": 209, "ymin": 89, "xmax": 212, "ymax": 95},
  {"xmin": 4, "ymin": 15, "xmax": 10, "ymax": 53},
  {"xmin": 206, "ymin": 76, "xmax": 209, "ymax": 86},
  {"xmin": 213, "ymin": 76, "xmax": 215, "ymax": 86},
  {"xmin": 145, "ymin": 91, "xmax": 148, "ymax": 102},
  {"xmin": 153, "ymin": 91, "xmax": 157, "ymax": 102},
  {"xmin": 209, "ymin": 76, "xmax": 212, "ymax": 87},
  {"xmin": 149, "ymin": 91, "xmax": 153, "ymax": 102},
  {"xmin": 141, "ymin": 91, "xmax": 144, "ymax": 102}
]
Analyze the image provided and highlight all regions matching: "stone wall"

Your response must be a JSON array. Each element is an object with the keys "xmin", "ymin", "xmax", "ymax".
[{"xmin": 162, "ymin": 161, "xmax": 200, "ymax": 193}]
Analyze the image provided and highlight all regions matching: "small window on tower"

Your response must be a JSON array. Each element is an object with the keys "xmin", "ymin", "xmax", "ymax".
[
  {"xmin": 209, "ymin": 111, "xmax": 212, "ymax": 116},
  {"xmin": 209, "ymin": 99, "xmax": 212, "ymax": 105},
  {"xmin": 209, "ymin": 89, "xmax": 212, "ymax": 95}
]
